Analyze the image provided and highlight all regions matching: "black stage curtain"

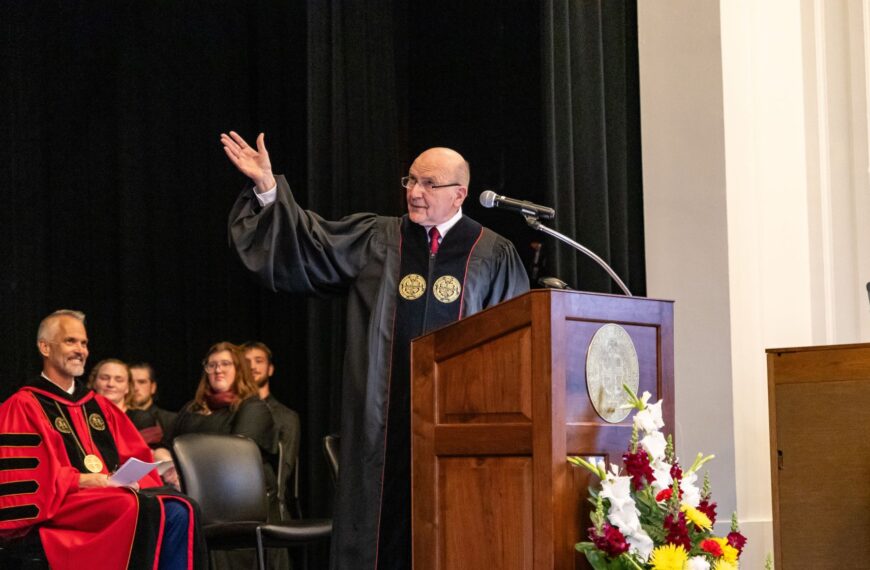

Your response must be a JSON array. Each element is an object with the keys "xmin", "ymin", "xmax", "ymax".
[
  {"xmin": 542, "ymin": 0, "xmax": 646, "ymax": 295},
  {"xmin": 0, "ymin": 0, "xmax": 643, "ymax": 531}
]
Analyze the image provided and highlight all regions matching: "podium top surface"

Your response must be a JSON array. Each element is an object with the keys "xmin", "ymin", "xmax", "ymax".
[
  {"xmin": 766, "ymin": 342, "xmax": 870, "ymax": 354},
  {"xmin": 413, "ymin": 288, "xmax": 674, "ymax": 343}
]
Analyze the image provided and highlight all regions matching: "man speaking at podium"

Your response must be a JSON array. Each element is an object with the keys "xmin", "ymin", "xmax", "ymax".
[{"xmin": 222, "ymin": 131, "xmax": 529, "ymax": 569}]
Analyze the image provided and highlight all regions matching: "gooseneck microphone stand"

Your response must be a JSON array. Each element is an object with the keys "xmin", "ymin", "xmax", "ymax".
[{"xmin": 524, "ymin": 215, "xmax": 633, "ymax": 297}]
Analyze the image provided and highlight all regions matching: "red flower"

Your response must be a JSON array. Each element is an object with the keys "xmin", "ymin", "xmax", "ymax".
[
  {"xmin": 655, "ymin": 487, "xmax": 684, "ymax": 503},
  {"xmin": 697, "ymin": 498, "xmax": 718, "ymax": 526},
  {"xmin": 622, "ymin": 449, "xmax": 655, "ymax": 490},
  {"xmin": 700, "ymin": 538, "xmax": 723, "ymax": 557},
  {"xmin": 670, "ymin": 462, "xmax": 683, "ymax": 480},
  {"xmin": 589, "ymin": 523, "xmax": 629, "ymax": 557},
  {"xmin": 727, "ymin": 531, "xmax": 748, "ymax": 554},
  {"xmin": 664, "ymin": 512, "xmax": 691, "ymax": 551}
]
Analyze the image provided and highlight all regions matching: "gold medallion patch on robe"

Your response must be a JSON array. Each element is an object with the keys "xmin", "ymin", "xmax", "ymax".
[
  {"xmin": 83, "ymin": 454, "xmax": 104, "ymax": 473},
  {"xmin": 433, "ymin": 275, "xmax": 461, "ymax": 303},
  {"xmin": 399, "ymin": 274, "xmax": 426, "ymax": 300},
  {"xmin": 54, "ymin": 416, "xmax": 72, "ymax": 434},
  {"xmin": 88, "ymin": 413, "xmax": 106, "ymax": 431}
]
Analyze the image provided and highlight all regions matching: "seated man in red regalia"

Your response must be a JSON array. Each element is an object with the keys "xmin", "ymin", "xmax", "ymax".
[{"xmin": 0, "ymin": 309, "xmax": 206, "ymax": 570}]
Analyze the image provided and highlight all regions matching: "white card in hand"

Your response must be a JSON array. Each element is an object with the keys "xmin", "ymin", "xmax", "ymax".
[{"xmin": 108, "ymin": 457, "xmax": 173, "ymax": 486}]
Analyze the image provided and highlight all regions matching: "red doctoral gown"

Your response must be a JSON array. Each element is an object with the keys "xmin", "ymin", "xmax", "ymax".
[{"xmin": 0, "ymin": 377, "xmax": 203, "ymax": 569}]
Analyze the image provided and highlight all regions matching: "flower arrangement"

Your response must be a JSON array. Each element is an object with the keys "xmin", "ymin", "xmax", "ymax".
[{"xmin": 570, "ymin": 388, "xmax": 747, "ymax": 570}]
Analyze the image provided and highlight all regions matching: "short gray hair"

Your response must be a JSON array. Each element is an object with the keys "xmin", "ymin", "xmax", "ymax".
[{"xmin": 37, "ymin": 310, "xmax": 86, "ymax": 343}]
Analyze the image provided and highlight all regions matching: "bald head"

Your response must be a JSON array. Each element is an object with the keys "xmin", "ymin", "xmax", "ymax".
[
  {"xmin": 405, "ymin": 147, "xmax": 470, "ymax": 226},
  {"xmin": 412, "ymin": 147, "xmax": 470, "ymax": 187}
]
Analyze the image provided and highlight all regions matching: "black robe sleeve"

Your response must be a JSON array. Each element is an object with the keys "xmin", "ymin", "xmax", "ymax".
[{"xmin": 228, "ymin": 175, "xmax": 385, "ymax": 296}]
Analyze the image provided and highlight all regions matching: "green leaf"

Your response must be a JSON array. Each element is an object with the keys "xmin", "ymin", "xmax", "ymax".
[{"xmin": 577, "ymin": 544, "xmax": 647, "ymax": 570}]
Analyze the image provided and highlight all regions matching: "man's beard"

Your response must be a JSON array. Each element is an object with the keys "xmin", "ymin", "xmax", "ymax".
[
  {"xmin": 133, "ymin": 396, "xmax": 152, "ymax": 408},
  {"xmin": 255, "ymin": 375, "xmax": 269, "ymax": 388},
  {"xmin": 63, "ymin": 358, "xmax": 85, "ymax": 377}
]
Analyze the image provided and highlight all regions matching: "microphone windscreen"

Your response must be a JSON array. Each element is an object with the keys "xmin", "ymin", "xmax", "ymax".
[{"xmin": 479, "ymin": 190, "xmax": 497, "ymax": 208}]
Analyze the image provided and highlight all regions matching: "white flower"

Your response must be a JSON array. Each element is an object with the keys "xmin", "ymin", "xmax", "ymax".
[
  {"xmin": 606, "ymin": 504, "xmax": 642, "ymax": 534},
  {"xmin": 640, "ymin": 431, "xmax": 667, "ymax": 463},
  {"xmin": 626, "ymin": 530, "xmax": 654, "ymax": 562},
  {"xmin": 600, "ymin": 474, "xmax": 634, "ymax": 512},
  {"xmin": 650, "ymin": 461, "xmax": 673, "ymax": 493},
  {"xmin": 633, "ymin": 400, "xmax": 664, "ymax": 434},
  {"xmin": 599, "ymin": 472, "xmax": 647, "ymax": 541},
  {"xmin": 638, "ymin": 391, "xmax": 651, "ymax": 407},
  {"xmin": 686, "ymin": 555, "xmax": 711, "ymax": 570},
  {"xmin": 681, "ymin": 470, "xmax": 701, "ymax": 508}
]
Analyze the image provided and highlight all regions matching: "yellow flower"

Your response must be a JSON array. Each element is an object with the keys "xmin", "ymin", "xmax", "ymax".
[
  {"xmin": 649, "ymin": 544, "xmax": 688, "ymax": 570},
  {"xmin": 710, "ymin": 537, "xmax": 739, "ymax": 563},
  {"xmin": 681, "ymin": 504, "xmax": 712, "ymax": 530},
  {"xmin": 713, "ymin": 560, "xmax": 738, "ymax": 570}
]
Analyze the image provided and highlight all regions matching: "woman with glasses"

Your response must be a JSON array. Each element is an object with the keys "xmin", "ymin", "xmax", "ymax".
[
  {"xmin": 173, "ymin": 341, "xmax": 274, "ymax": 454},
  {"xmin": 172, "ymin": 342, "xmax": 289, "ymax": 570},
  {"xmin": 172, "ymin": 341, "xmax": 286, "ymax": 568}
]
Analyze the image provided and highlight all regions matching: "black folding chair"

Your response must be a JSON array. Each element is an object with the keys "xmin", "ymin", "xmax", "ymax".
[{"xmin": 172, "ymin": 433, "xmax": 331, "ymax": 570}]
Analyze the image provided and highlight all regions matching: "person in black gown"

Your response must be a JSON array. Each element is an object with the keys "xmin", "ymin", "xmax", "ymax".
[
  {"xmin": 172, "ymin": 341, "xmax": 285, "ymax": 569},
  {"xmin": 172, "ymin": 341, "xmax": 276, "ymax": 480},
  {"xmin": 221, "ymin": 132, "xmax": 530, "ymax": 569}
]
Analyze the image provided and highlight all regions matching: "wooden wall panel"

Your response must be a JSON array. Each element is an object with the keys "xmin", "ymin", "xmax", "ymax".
[
  {"xmin": 438, "ymin": 457, "xmax": 534, "ymax": 570},
  {"xmin": 440, "ymin": 326, "xmax": 532, "ymax": 423},
  {"xmin": 768, "ymin": 343, "xmax": 870, "ymax": 569}
]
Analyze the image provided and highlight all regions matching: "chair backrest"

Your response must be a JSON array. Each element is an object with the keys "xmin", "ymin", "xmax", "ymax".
[
  {"xmin": 172, "ymin": 433, "xmax": 268, "ymax": 525},
  {"xmin": 322, "ymin": 434, "xmax": 339, "ymax": 484},
  {"xmin": 273, "ymin": 418, "xmax": 300, "ymax": 520}
]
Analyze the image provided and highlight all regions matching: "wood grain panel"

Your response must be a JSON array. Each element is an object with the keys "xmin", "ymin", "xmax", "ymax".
[
  {"xmin": 432, "ymin": 294, "xmax": 533, "ymax": 361},
  {"xmin": 775, "ymin": 379, "xmax": 870, "ymax": 569},
  {"xmin": 767, "ymin": 345, "xmax": 870, "ymax": 385},
  {"xmin": 434, "ymin": 424, "xmax": 532, "ymax": 455},
  {"xmin": 438, "ymin": 456, "xmax": 533, "ymax": 570},
  {"xmin": 439, "ymin": 326, "xmax": 532, "ymax": 423}
]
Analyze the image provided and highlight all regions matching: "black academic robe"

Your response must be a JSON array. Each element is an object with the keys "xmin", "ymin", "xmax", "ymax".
[
  {"xmin": 127, "ymin": 405, "xmax": 178, "ymax": 449},
  {"xmin": 172, "ymin": 396, "xmax": 279, "ymax": 521},
  {"xmin": 172, "ymin": 396, "xmax": 288, "ymax": 570},
  {"xmin": 229, "ymin": 176, "xmax": 530, "ymax": 570},
  {"xmin": 263, "ymin": 394, "xmax": 301, "ymax": 521}
]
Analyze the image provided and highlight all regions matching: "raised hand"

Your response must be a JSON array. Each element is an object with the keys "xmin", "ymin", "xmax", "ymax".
[{"xmin": 221, "ymin": 131, "xmax": 277, "ymax": 193}]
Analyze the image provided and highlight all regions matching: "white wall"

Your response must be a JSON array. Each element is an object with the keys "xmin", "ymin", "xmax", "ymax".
[
  {"xmin": 636, "ymin": 0, "xmax": 738, "ymax": 543},
  {"xmin": 639, "ymin": 1, "xmax": 870, "ymax": 568}
]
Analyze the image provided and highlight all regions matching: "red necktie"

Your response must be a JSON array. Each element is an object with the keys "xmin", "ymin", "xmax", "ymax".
[{"xmin": 429, "ymin": 227, "xmax": 441, "ymax": 255}]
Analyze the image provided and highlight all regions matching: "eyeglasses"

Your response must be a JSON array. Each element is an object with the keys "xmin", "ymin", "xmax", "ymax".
[
  {"xmin": 401, "ymin": 176, "xmax": 461, "ymax": 191},
  {"xmin": 203, "ymin": 360, "xmax": 234, "ymax": 373}
]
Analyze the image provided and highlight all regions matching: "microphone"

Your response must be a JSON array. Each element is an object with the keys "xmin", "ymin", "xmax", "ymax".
[{"xmin": 479, "ymin": 190, "xmax": 555, "ymax": 220}]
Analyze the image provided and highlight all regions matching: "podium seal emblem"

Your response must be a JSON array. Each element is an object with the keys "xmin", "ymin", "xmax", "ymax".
[
  {"xmin": 586, "ymin": 323, "xmax": 639, "ymax": 423},
  {"xmin": 433, "ymin": 275, "xmax": 461, "ymax": 303},
  {"xmin": 399, "ymin": 274, "xmax": 426, "ymax": 300}
]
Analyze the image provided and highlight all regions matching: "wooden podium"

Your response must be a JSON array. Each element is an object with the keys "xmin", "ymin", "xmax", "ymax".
[
  {"xmin": 411, "ymin": 289, "xmax": 674, "ymax": 570},
  {"xmin": 767, "ymin": 343, "xmax": 870, "ymax": 569}
]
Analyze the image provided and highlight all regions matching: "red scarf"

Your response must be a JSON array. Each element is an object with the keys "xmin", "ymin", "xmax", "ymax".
[{"xmin": 205, "ymin": 390, "xmax": 237, "ymax": 410}]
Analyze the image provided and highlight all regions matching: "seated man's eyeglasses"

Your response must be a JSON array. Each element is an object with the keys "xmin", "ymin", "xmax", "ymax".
[{"xmin": 401, "ymin": 176, "xmax": 461, "ymax": 191}]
